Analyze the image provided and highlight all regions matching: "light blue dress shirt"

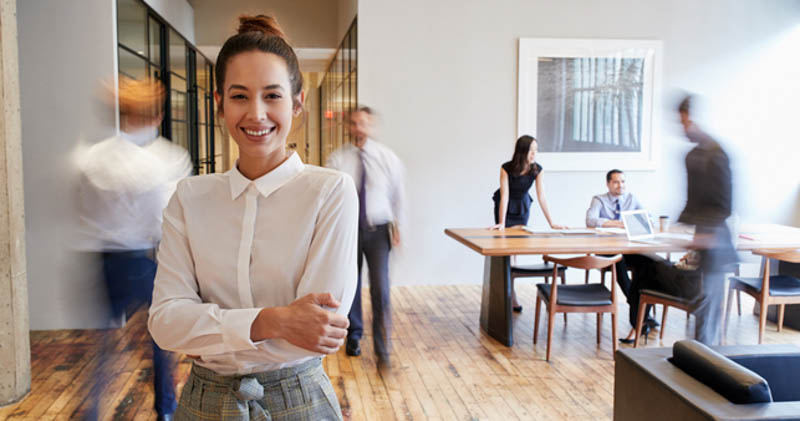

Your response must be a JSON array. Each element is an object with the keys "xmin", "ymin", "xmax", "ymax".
[{"xmin": 585, "ymin": 192, "xmax": 644, "ymax": 227}]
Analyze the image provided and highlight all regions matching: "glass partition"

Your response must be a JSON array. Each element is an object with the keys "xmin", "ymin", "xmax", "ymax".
[
  {"xmin": 117, "ymin": 0, "xmax": 216, "ymax": 174},
  {"xmin": 320, "ymin": 18, "xmax": 357, "ymax": 164}
]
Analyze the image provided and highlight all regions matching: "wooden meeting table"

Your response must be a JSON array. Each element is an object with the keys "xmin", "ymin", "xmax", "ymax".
[{"xmin": 444, "ymin": 224, "xmax": 800, "ymax": 346}]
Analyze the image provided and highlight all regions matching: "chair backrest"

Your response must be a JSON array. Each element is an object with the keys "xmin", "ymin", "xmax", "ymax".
[
  {"xmin": 543, "ymin": 254, "xmax": 621, "ymax": 270},
  {"xmin": 753, "ymin": 249, "xmax": 800, "ymax": 264},
  {"xmin": 731, "ymin": 354, "xmax": 800, "ymax": 402}
]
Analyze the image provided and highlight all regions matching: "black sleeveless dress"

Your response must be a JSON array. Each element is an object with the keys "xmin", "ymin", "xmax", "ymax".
[{"xmin": 492, "ymin": 161, "xmax": 542, "ymax": 227}]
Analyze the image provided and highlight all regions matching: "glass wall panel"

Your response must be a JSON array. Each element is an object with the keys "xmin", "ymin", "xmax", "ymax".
[
  {"xmin": 148, "ymin": 16, "xmax": 161, "ymax": 66},
  {"xmin": 198, "ymin": 91, "xmax": 207, "ymax": 124},
  {"xmin": 351, "ymin": 73, "xmax": 357, "ymax": 112},
  {"xmin": 197, "ymin": 67, "xmax": 209, "ymax": 98},
  {"xmin": 118, "ymin": 0, "xmax": 218, "ymax": 173},
  {"xmin": 320, "ymin": 18, "xmax": 357, "ymax": 164},
  {"xmin": 170, "ymin": 74, "xmax": 188, "ymax": 149},
  {"xmin": 119, "ymin": 48, "xmax": 147, "ymax": 80},
  {"xmin": 197, "ymin": 127, "xmax": 207, "ymax": 174},
  {"xmin": 169, "ymin": 28, "xmax": 186, "ymax": 78},
  {"xmin": 342, "ymin": 33, "xmax": 349, "ymax": 74},
  {"xmin": 117, "ymin": 0, "xmax": 146, "ymax": 55}
]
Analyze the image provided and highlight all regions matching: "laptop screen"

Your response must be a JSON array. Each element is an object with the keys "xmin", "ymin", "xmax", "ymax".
[{"xmin": 623, "ymin": 211, "xmax": 652, "ymax": 237}]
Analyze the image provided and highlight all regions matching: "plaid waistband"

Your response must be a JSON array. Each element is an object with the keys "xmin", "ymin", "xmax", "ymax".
[
  {"xmin": 189, "ymin": 357, "xmax": 322, "ymax": 388},
  {"xmin": 177, "ymin": 357, "xmax": 341, "ymax": 421}
]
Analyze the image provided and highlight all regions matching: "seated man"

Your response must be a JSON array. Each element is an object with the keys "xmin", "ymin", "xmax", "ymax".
[
  {"xmin": 621, "ymin": 253, "xmax": 702, "ymax": 343},
  {"xmin": 586, "ymin": 170, "xmax": 658, "ymax": 333},
  {"xmin": 586, "ymin": 169, "xmax": 643, "ymax": 228}
]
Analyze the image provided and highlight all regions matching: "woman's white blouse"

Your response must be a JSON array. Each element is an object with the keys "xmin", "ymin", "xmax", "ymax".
[{"xmin": 148, "ymin": 153, "xmax": 358, "ymax": 375}]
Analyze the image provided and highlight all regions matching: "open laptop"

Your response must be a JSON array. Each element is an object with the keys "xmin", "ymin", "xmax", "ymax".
[{"xmin": 621, "ymin": 210, "xmax": 693, "ymax": 244}]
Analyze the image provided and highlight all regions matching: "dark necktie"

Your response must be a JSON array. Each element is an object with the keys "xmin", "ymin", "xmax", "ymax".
[
  {"xmin": 358, "ymin": 150, "xmax": 367, "ymax": 228},
  {"xmin": 614, "ymin": 199, "xmax": 621, "ymax": 220}
]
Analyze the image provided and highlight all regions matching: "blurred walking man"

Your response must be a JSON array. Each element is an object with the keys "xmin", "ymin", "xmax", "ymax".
[{"xmin": 326, "ymin": 106, "xmax": 405, "ymax": 373}]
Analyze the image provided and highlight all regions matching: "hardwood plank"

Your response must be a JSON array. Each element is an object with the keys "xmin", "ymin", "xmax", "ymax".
[{"xmin": 4, "ymin": 285, "xmax": 798, "ymax": 421}]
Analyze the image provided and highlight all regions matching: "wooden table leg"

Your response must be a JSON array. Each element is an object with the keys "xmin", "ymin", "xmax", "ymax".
[{"xmin": 480, "ymin": 255, "xmax": 513, "ymax": 346}]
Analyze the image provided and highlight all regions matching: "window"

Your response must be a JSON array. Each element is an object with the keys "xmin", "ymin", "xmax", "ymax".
[
  {"xmin": 116, "ymin": 0, "xmax": 217, "ymax": 174},
  {"xmin": 320, "ymin": 18, "xmax": 357, "ymax": 164}
]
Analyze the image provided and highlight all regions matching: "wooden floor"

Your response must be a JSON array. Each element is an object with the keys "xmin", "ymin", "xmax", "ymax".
[{"xmin": 2, "ymin": 284, "xmax": 799, "ymax": 421}]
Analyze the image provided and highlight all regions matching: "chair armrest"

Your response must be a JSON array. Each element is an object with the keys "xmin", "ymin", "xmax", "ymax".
[{"xmin": 671, "ymin": 340, "xmax": 772, "ymax": 404}]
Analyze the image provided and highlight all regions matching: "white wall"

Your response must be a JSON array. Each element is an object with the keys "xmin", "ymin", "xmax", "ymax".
[
  {"xmin": 18, "ymin": 0, "xmax": 118, "ymax": 329},
  {"xmin": 358, "ymin": 0, "xmax": 800, "ymax": 286},
  {"xmin": 144, "ymin": 0, "xmax": 195, "ymax": 43}
]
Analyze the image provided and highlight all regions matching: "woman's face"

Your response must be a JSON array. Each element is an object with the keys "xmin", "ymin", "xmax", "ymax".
[
  {"xmin": 215, "ymin": 51, "xmax": 301, "ymax": 163},
  {"xmin": 527, "ymin": 140, "xmax": 538, "ymax": 164}
]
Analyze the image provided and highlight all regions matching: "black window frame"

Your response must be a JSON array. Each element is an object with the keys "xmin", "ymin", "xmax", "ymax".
[{"xmin": 116, "ymin": 0, "xmax": 217, "ymax": 174}]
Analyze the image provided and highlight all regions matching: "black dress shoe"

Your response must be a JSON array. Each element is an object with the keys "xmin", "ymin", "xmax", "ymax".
[
  {"xmin": 346, "ymin": 338, "xmax": 361, "ymax": 356},
  {"xmin": 619, "ymin": 325, "xmax": 651, "ymax": 345}
]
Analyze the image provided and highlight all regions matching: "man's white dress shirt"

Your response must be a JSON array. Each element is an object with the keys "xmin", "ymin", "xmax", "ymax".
[
  {"xmin": 78, "ymin": 128, "xmax": 192, "ymax": 251},
  {"xmin": 148, "ymin": 153, "xmax": 358, "ymax": 375},
  {"xmin": 326, "ymin": 138, "xmax": 405, "ymax": 231}
]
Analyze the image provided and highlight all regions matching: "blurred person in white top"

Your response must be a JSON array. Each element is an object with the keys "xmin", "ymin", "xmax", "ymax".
[
  {"xmin": 148, "ymin": 14, "xmax": 357, "ymax": 420},
  {"xmin": 79, "ymin": 77, "xmax": 191, "ymax": 252},
  {"xmin": 78, "ymin": 77, "xmax": 190, "ymax": 421}
]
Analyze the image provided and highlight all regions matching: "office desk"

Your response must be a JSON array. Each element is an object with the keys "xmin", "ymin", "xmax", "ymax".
[{"xmin": 444, "ymin": 224, "xmax": 800, "ymax": 346}]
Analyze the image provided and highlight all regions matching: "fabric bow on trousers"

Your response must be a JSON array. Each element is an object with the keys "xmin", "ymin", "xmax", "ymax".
[
  {"xmin": 174, "ymin": 358, "xmax": 343, "ymax": 421},
  {"xmin": 229, "ymin": 376, "xmax": 270, "ymax": 420}
]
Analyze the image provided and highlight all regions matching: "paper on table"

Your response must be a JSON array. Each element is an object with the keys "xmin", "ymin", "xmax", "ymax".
[
  {"xmin": 522, "ymin": 226, "xmax": 596, "ymax": 235},
  {"xmin": 596, "ymin": 227, "xmax": 626, "ymax": 235}
]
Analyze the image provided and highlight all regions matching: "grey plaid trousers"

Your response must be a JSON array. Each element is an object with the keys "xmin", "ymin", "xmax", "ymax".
[{"xmin": 174, "ymin": 358, "xmax": 343, "ymax": 420}]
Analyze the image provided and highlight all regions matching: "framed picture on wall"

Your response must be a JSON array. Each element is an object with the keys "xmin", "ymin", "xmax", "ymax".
[{"xmin": 518, "ymin": 38, "xmax": 663, "ymax": 171}]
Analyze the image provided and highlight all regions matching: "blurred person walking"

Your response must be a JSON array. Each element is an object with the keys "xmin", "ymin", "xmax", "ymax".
[
  {"xmin": 79, "ymin": 77, "xmax": 191, "ymax": 420},
  {"xmin": 677, "ymin": 95, "xmax": 737, "ymax": 346},
  {"xmin": 326, "ymin": 106, "xmax": 406, "ymax": 373}
]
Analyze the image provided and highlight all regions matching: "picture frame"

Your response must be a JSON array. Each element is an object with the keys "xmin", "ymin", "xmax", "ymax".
[{"xmin": 518, "ymin": 38, "xmax": 663, "ymax": 171}]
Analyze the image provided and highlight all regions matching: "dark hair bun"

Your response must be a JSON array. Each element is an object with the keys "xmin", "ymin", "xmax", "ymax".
[{"xmin": 237, "ymin": 15, "xmax": 287, "ymax": 41}]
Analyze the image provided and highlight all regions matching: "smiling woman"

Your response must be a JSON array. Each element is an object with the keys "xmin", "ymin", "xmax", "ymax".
[
  {"xmin": 148, "ymin": 14, "xmax": 358, "ymax": 421},
  {"xmin": 216, "ymin": 50, "xmax": 301, "ymax": 178}
]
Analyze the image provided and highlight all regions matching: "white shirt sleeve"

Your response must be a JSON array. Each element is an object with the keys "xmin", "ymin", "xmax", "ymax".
[
  {"xmin": 389, "ymin": 152, "xmax": 407, "ymax": 234},
  {"xmin": 295, "ymin": 173, "xmax": 359, "ymax": 315},
  {"xmin": 148, "ymin": 185, "xmax": 263, "ymax": 356}
]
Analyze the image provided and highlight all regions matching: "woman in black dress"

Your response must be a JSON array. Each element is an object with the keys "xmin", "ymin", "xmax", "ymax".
[{"xmin": 491, "ymin": 135, "xmax": 564, "ymax": 311}]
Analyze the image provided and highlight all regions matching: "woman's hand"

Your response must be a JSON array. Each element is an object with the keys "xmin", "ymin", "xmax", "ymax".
[
  {"xmin": 550, "ymin": 223, "xmax": 567, "ymax": 230},
  {"xmin": 490, "ymin": 223, "xmax": 505, "ymax": 231},
  {"xmin": 251, "ymin": 293, "xmax": 349, "ymax": 354}
]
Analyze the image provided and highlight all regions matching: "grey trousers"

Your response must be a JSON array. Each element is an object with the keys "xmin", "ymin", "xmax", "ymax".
[
  {"xmin": 347, "ymin": 223, "xmax": 392, "ymax": 359},
  {"xmin": 174, "ymin": 358, "xmax": 343, "ymax": 421},
  {"xmin": 694, "ymin": 267, "xmax": 726, "ymax": 345},
  {"xmin": 694, "ymin": 224, "xmax": 737, "ymax": 346}
]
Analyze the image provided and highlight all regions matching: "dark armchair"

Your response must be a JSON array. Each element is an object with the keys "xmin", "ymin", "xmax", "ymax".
[{"xmin": 615, "ymin": 340, "xmax": 800, "ymax": 420}]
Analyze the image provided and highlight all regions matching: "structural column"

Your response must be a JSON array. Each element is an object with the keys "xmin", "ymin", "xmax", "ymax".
[{"xmin": 0, "ymin": 0, "xmax": 30, "ymax": 406}]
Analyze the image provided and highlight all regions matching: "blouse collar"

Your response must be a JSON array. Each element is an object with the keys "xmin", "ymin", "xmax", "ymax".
[{"xmin": 227, "ymin": 152, "xmax": 304, "ymax": 200}]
